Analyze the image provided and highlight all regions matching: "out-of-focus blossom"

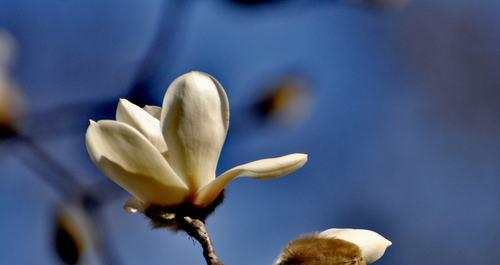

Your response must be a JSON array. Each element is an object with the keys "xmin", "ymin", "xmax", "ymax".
[
  {"xmin": 0, "ymin": 83, "xmax": 23, "ymax": 130},
  {"xmin": 256, "ymin": 76, "xmax": 311, "ymax": 125},
  {"xmin": 53, "ymin": 203, "xmax": 98, "ymax": 265},
  {"xmin": 0, "ymin": 30, "xmax": 24, "ymax": 130},
  {"xmin": 275, "ymin": 228, "xmax": 391, "ymax": 265},
  {"xmin": 0, "ymin": 30, "xmax": 15, "ymax": 68},
  {"xmin": 86, "ymin": 71, "xmax": 307, "ymax": 214}
]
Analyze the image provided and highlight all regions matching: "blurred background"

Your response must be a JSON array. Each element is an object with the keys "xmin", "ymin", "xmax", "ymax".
[{"xmin": 0, "ymin": 0, "xmax": 499, "ymax": 265}]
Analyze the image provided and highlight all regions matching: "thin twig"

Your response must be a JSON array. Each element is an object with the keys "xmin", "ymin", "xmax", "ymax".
[
  {"xmin": 7, "ymin": 132, "xmax": 124, "ymax": 265},
  {"xmin": 180, "ymin": 216, "xmax": 223, "ymax": 265},
  {"xmin": 12, "ymin": 132, "xmax": 82, "ymax": 197}
]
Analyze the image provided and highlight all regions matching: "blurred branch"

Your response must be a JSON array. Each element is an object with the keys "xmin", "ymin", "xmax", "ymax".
[
  {"xmin": 10, "ymin": 133, "xmax": 125, "ymax": 265},
  {"xmin": 11, "ymin": 133, "xmax": 82, "ymax": 198},
  {"xmin": 6, "ymin": 132, "xmax": 126, "ymax": 211},
  {"xmin": 21, "ymin": 99, "xmax": 116, "ymax": 141},
  {"xmin": 19, "ymin": 1, "xmax": 192, "ymax": 140}
]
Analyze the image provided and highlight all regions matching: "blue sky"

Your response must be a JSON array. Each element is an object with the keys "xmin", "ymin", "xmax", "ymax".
[{"xmin": 1, "ymin": 1, "xmax": 499, "ymax": 265}]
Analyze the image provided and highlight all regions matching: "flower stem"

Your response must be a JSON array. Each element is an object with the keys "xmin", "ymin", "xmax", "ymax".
[{"xmin": 180, "ymin": 216, "xmax": 223, "ymax": 265}]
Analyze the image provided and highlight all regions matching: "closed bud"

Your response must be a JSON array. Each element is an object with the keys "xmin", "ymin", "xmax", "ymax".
[{"xmin": 275, "ymin": 228, "xmax": 391, "ymax": 265}]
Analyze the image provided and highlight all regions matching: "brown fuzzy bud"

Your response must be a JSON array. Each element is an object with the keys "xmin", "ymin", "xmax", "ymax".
[{"xmin": 275, "ymin": 235, "xmax": 366, "ymax": 265}]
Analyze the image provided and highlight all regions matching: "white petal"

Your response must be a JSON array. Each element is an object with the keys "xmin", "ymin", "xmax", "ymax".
[
  {"xmin": 319, "ymin": 228, "xmax": 392, "ymax": 264},
  {"xmin": 160, "ymin": 71, "xmax": 229, "ymax": 192},
  {"xmin": 86, "ymin": 120, "xmax": 188, "ymax": 206},
  {"xmin": 193, "ymin": 153, "xmax": 307, "ymax": 207},
  {"xmin": 143, "ymin": 105, "xmax": 161, "ymax": 119},
  {"xmin": 116, "ymin": 99, "xmax": 167, "ymax": 153},
  {"xmin": 123, "ymin": 197, "xmax": 146, "ymax": 214}
]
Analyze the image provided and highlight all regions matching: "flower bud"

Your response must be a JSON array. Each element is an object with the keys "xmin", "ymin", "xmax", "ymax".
[{"xmin": 275, "ymin": 228, "xmax": 391, "ymax": 265}]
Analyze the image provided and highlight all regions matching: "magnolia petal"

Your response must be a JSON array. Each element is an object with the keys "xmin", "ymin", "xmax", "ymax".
[
  {"xmin": 193, "ymin": 153, "xmax": 307, "ymax": 207},
  {"xmin": 116, "ymin": 99, "xmax": 167, "ymax": 153},
  {"xmin": 160, "ymin": 71, "xmax": 229, "ymax": 192},
  {"xmin": 123, "ymin": 197, "xmax": 146, "ymax": 214},
  {"xmin": 319, "ymin": 228, "xmax": 392, "ymax": 264},
  {"xmin": 143, "ymin": 105, "xmax": 161, "ymax": 120},
  {"xmin": 86, "ymin": 120, "xmax": 188, "ymax": 206}
]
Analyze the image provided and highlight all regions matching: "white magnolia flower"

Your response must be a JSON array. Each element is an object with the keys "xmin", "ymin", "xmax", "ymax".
[
  {"xmin": 275, "ymin": 228, "xmax": 391, "ymax": 265},
  {"xmin": 86, "ymin": 71, "xmax": 307, "ymax": 212}
]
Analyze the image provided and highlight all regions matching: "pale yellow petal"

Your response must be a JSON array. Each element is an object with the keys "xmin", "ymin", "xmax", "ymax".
[
  {"xmin": 160, "ymin": 71, "xmax": 229, "ymax": 192},
  {"xmin": 193, "ymin": 153, "xmax": 307, "ymax": 207},
  {"xmin": 86, "ymin": 120, "xmax": 188, "ymax": 206},
  {"xmin": 320, "ymin": 228, "xmax": 392, "ymax": 264},
  {"xmin": 143, "ymin": 105, "xmax": 161, "ymax": 120},
  {"xmin": 116, "ymin": 99, "xmax": 167, "ymax": 153},
  {"xmin": 123, "ymin": 197, "xmax": 146, "ymax": 214}
]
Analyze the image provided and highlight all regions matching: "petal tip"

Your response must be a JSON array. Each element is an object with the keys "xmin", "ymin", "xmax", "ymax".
[
  {"xmin": 118, "ymin": 98, "xmax": 130, "ymax": 106},
  {"xmin": 319, "ymin": 228, "xmax": 391, "ymax": 264},
  {"xmin": 290, "ymin": 153, "xmax": 308, "ymax": 167},
  {"xmin": 297, "ymin": 153, "xmax": 308, "ymax": 161},
  {"xmin": 187, "ymin": 70, "xmax": 206, "ymax": 76}
]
